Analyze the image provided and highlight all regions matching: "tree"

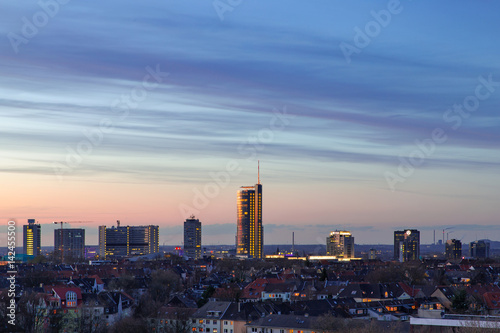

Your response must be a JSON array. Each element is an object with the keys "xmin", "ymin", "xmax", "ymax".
[
  {"xmin": 109, "ymin": 316, "xmax": 148, "ymax": 333},
  {"xmin": 313, "ymin": 312, "xmax": 404, "ymax": 333},
  {"xmin": 16, "ymin": 292, "xmax": 46, "ymax": 333},
  {"xmin": 197, "ymin": 286, "xmax": 215, "ymax": 308},
  {"xmin": 319, "ymin": 268, "xmax": 328, "ymax": 281},
  {"xmin": 402, "ymin": 262, "xmax": 426, "ymax": 285},
  {"xmin": 149, "ymin": 270, "xmax": 182, "ymax": 303},
  {"xmin": 134, "ymin": 293, "xmax": 162, "ymax": 319},
  {"xmin": 75, "ymin": 305, "xmax": 107, "ymax": 333},
  {"xmin": 107, "ymin": 274, "xmax": 136, "ymax": 294},
  {"xmin": 22, "ymin": 269, "xmax": 56, "ymax": 288},
  {"xmin": 452, "ymin": 289, "xmax": 470, "ymax": 314},
  {"xmin": 163, "ymin": 308, "xmax": 194, "ymax": 333},
  {"xmin": 364, "ymin": 264, "xmax": 404, "ymax": 283}
]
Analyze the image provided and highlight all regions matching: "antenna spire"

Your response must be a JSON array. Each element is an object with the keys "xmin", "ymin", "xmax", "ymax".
[{"xmin": 258, "ymin": 160, "xmax": 260, "ymax": 184}]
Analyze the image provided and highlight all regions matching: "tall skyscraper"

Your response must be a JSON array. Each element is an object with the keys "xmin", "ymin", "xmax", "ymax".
[
  {"xmin": 470, "ymin": 240, "xmax": 490, "ymax": 259},
  {"xmin": 184, "ymin": 215, "xmax": 202, "ymax": 259},
  {"xmin": 236, "ymin": 166, "xmax": 263, "ymax": 259},
  {"xmin": 445, "ymin": 239, "xmax": 462, "ymax": 260},
  {"xmin": 23, "ymin": 219, "xmax": 41, "ymax": 257},
  {"xmin": 98, "ymin": 222, "xmax": 159, "ymax": 259},
  {"xmin": 54, "ymin": 228, "xmax": 85, "ymax": 261},
  {"xmin": 326, "ymin": 230, "xmax": 354, "ymax": 258},
  {"xmin": 394, "ymin": 229, "xmax": 420, "ymax": 262}
]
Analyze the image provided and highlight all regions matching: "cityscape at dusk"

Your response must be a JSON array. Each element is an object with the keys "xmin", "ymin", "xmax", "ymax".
[
  {"xmin": 1, "ymin": 3, "xmax": 500, "ymax": 247},
  {"xmin": 1, "ymin": 2, "xmax": 500, "ymax": 331}
]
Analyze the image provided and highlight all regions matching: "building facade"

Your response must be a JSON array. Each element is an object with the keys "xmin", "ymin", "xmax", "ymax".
[
  {"xmin": 23, "ymin": 219, "xmax": 41, "ymax": 256},
  {"xmin": 470, "ymin": 240, "xmax": 490, "ymax": 258},
  {"xmin": 54, "ymin": 228, "xmax": 85, "ymax": 260},
  {"xmin": 98, "ymin": 223, "xmax": 159, "ymax": 259},
  {"xmin": 236, "ymin": 183, "xmax": 263, "ymax": 259},
  {"xmin": 326, "ymin": 230, "xmax": 354, "ymax": 258},
  {"xmin": 445, "ymin": 239, "xmax": 462, "ymax": 260},
  {"xmin": 394, "ymin": 229, "xmax": 420, "ymax": 262},
  {"xmin": 184, "ymin": 216, "xmax": 202, "ymax": 259}
]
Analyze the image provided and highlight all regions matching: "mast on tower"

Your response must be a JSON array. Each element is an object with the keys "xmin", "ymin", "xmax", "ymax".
[{"xmin": 258, "ymin": 160, "xmax": 260, "ymax": 184}]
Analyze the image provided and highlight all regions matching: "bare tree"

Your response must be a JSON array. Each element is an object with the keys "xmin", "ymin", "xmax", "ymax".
[
  {"xmin": 16, "ymin": 292, "xmax": 46, "ymax": 333},
  {"xmin": 109, "ymin": 316, "xmax": 148, "ymax": 333},
  {"xmin": 75, "ymin": 304, "xmax": 107, "ymax": 333}
]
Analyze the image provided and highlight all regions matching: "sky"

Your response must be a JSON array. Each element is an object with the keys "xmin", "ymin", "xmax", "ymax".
[{"xmin": 0, "ymin": 1, "xmax": 499, "ymax": 249}]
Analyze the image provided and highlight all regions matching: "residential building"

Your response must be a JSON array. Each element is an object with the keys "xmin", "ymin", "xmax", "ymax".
[
  {"xmin": 326, "ymin": 230, "xmax": 354, "ymax": 258},
  {"xmin": 246, "ymin": 314, "xmax": 314, "ymax": 333},
  {"xmin": 191, "ymin": 301, "xmax": 231, "ymax": 333},
  {"xmin": 470, "ymin": 240, "xmax": 490, "ymax": 258},
  {"xmin": 236, "ymin": 169, "xmax": 263, "ymax": 258},
  {"xmin": 394, "ymin": 229, "xmax": 420, "ymax": 262},
  {"xmin": 445, "ymin": 239, "xmax": 462, "ymax": 260},
  {"xmin": 54, "ymin": 228, "xmax": 85, "ymax": 260},
  {"xmin": 184, "ymin": 215, "xmax": 202, "ymax": 259},
  {"xmin": 23, "ymin": 218, "xmax": 41, "ymax": 256},
  {"xmin": 98, "ymin": 222, "xmax": 159, "ymax": 259}
]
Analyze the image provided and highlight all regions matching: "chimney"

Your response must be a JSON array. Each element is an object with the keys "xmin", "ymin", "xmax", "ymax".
[{"xmin": 117, "ymin": 220, "xmax": 120, "ymax": 227}]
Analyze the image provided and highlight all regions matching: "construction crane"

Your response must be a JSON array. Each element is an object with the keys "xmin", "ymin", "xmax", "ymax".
[{"xmin": 53, "ymin": 221, "xmax": 91, "ymax": 264}]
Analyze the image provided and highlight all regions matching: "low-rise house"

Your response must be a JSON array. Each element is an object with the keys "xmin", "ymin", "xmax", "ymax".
[
  {"xmin": 483, "ymin": 292, "xmax": 500, "ymax": 315},
  {"xmin": 150, "ymin": 306, "xmax": 197, "ymax": 333},
  {"xmin": 262, "ymin": 283, "xmax": 294, "ymax": 302},
  {"xmin": 417, "ymin": 300, "xmax": 445, "ymax": 318},
  {"xmin": 316, "ymin": 285, "xmax": 343, "ymax": 300},
  {"xmin": 246, "ymin": 314, "xmax": 314, "ymax": 333},
  {"xmin": 241, "ymin": 279, "xmax": 284, "ymax": 302},
  {"xmin": 191, "ymin": 301, "xmax": 231, "ymax": 333},
  {"xmin": 431, "ymin": 286, "xmax": 456, "ymax": 309},
  {"xmin": 69, "ymin": 275, "xmax": 105, "ymax": 294}
]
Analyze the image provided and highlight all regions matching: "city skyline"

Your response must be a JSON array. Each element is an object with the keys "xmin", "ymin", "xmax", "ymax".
[{"xmin": 1, "ymin": 1, "xmax": 500, "ymax": 246}]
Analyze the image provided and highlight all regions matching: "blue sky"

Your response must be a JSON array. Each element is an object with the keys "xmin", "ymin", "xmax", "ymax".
[{"xmin": 0, "ymin": 1, "xmax": 499, "ymax": 248}]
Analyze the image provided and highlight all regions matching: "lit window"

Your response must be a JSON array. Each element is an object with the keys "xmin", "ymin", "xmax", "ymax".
[{"xmin": 66, "ymin": 291, "xmax": 77, "ymax": 307}]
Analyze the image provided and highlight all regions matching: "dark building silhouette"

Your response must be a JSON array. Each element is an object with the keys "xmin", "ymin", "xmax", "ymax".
[
  {"xmin": 445, "ymin": 239, "xmax": 462, "ymax": 260},
  {"xmin": 184, "ymin": 215, "xmax": 202, "ymax": 259},
  {"xmin": 470, "ymin": 240, "xmax": 490, "ymax": 258},
  {"xmin": 394, "ymin": 229, "xmax": 420, "ymax": 262},
  {"xmin": 54, "ymin": 228, "xmax": 85, "ymax": 260}
]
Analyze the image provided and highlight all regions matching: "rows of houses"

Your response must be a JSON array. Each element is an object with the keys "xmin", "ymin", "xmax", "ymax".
[{"xmin": 2, "ymin": 256, "xmax": 500, "ymax": 332}]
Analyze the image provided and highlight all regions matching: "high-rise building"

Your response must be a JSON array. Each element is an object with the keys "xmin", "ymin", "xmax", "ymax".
[
  {"xmin": 98, "ymin": 222, "xmax": 159, "ymax": 259},
  {"xmin": 326, "ymin": 230, "xmax": 354, "ymax": 258},
  {"xmin": 54, "ymin": 228, "xmax": 85, "ymax": 261},
  {"xmin": 23, "ymin": 219, "xmax": 41, "ymax": 257},
  {"xmin": 445, "ymin": 239, "xmax": 462, "ymax": 260},
  {"xmin": 394, "ymin": 229, "xmax": 420, "ymax": 262},
  {"xmin": 236, "ymin": 168, "xmax": 263, "ymax": 259},
  {"xmin": 470, "ymin": 240, "xmax": 490, "ymax": 259},
  {"xmin": 184, "ymin": 215, "xmax": 202, "ymax": 259}
]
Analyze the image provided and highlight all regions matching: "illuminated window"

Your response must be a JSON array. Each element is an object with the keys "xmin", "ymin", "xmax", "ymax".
[{"xmin": 66, "ymin": 291, "xmax": 77, "ymax": 307}]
